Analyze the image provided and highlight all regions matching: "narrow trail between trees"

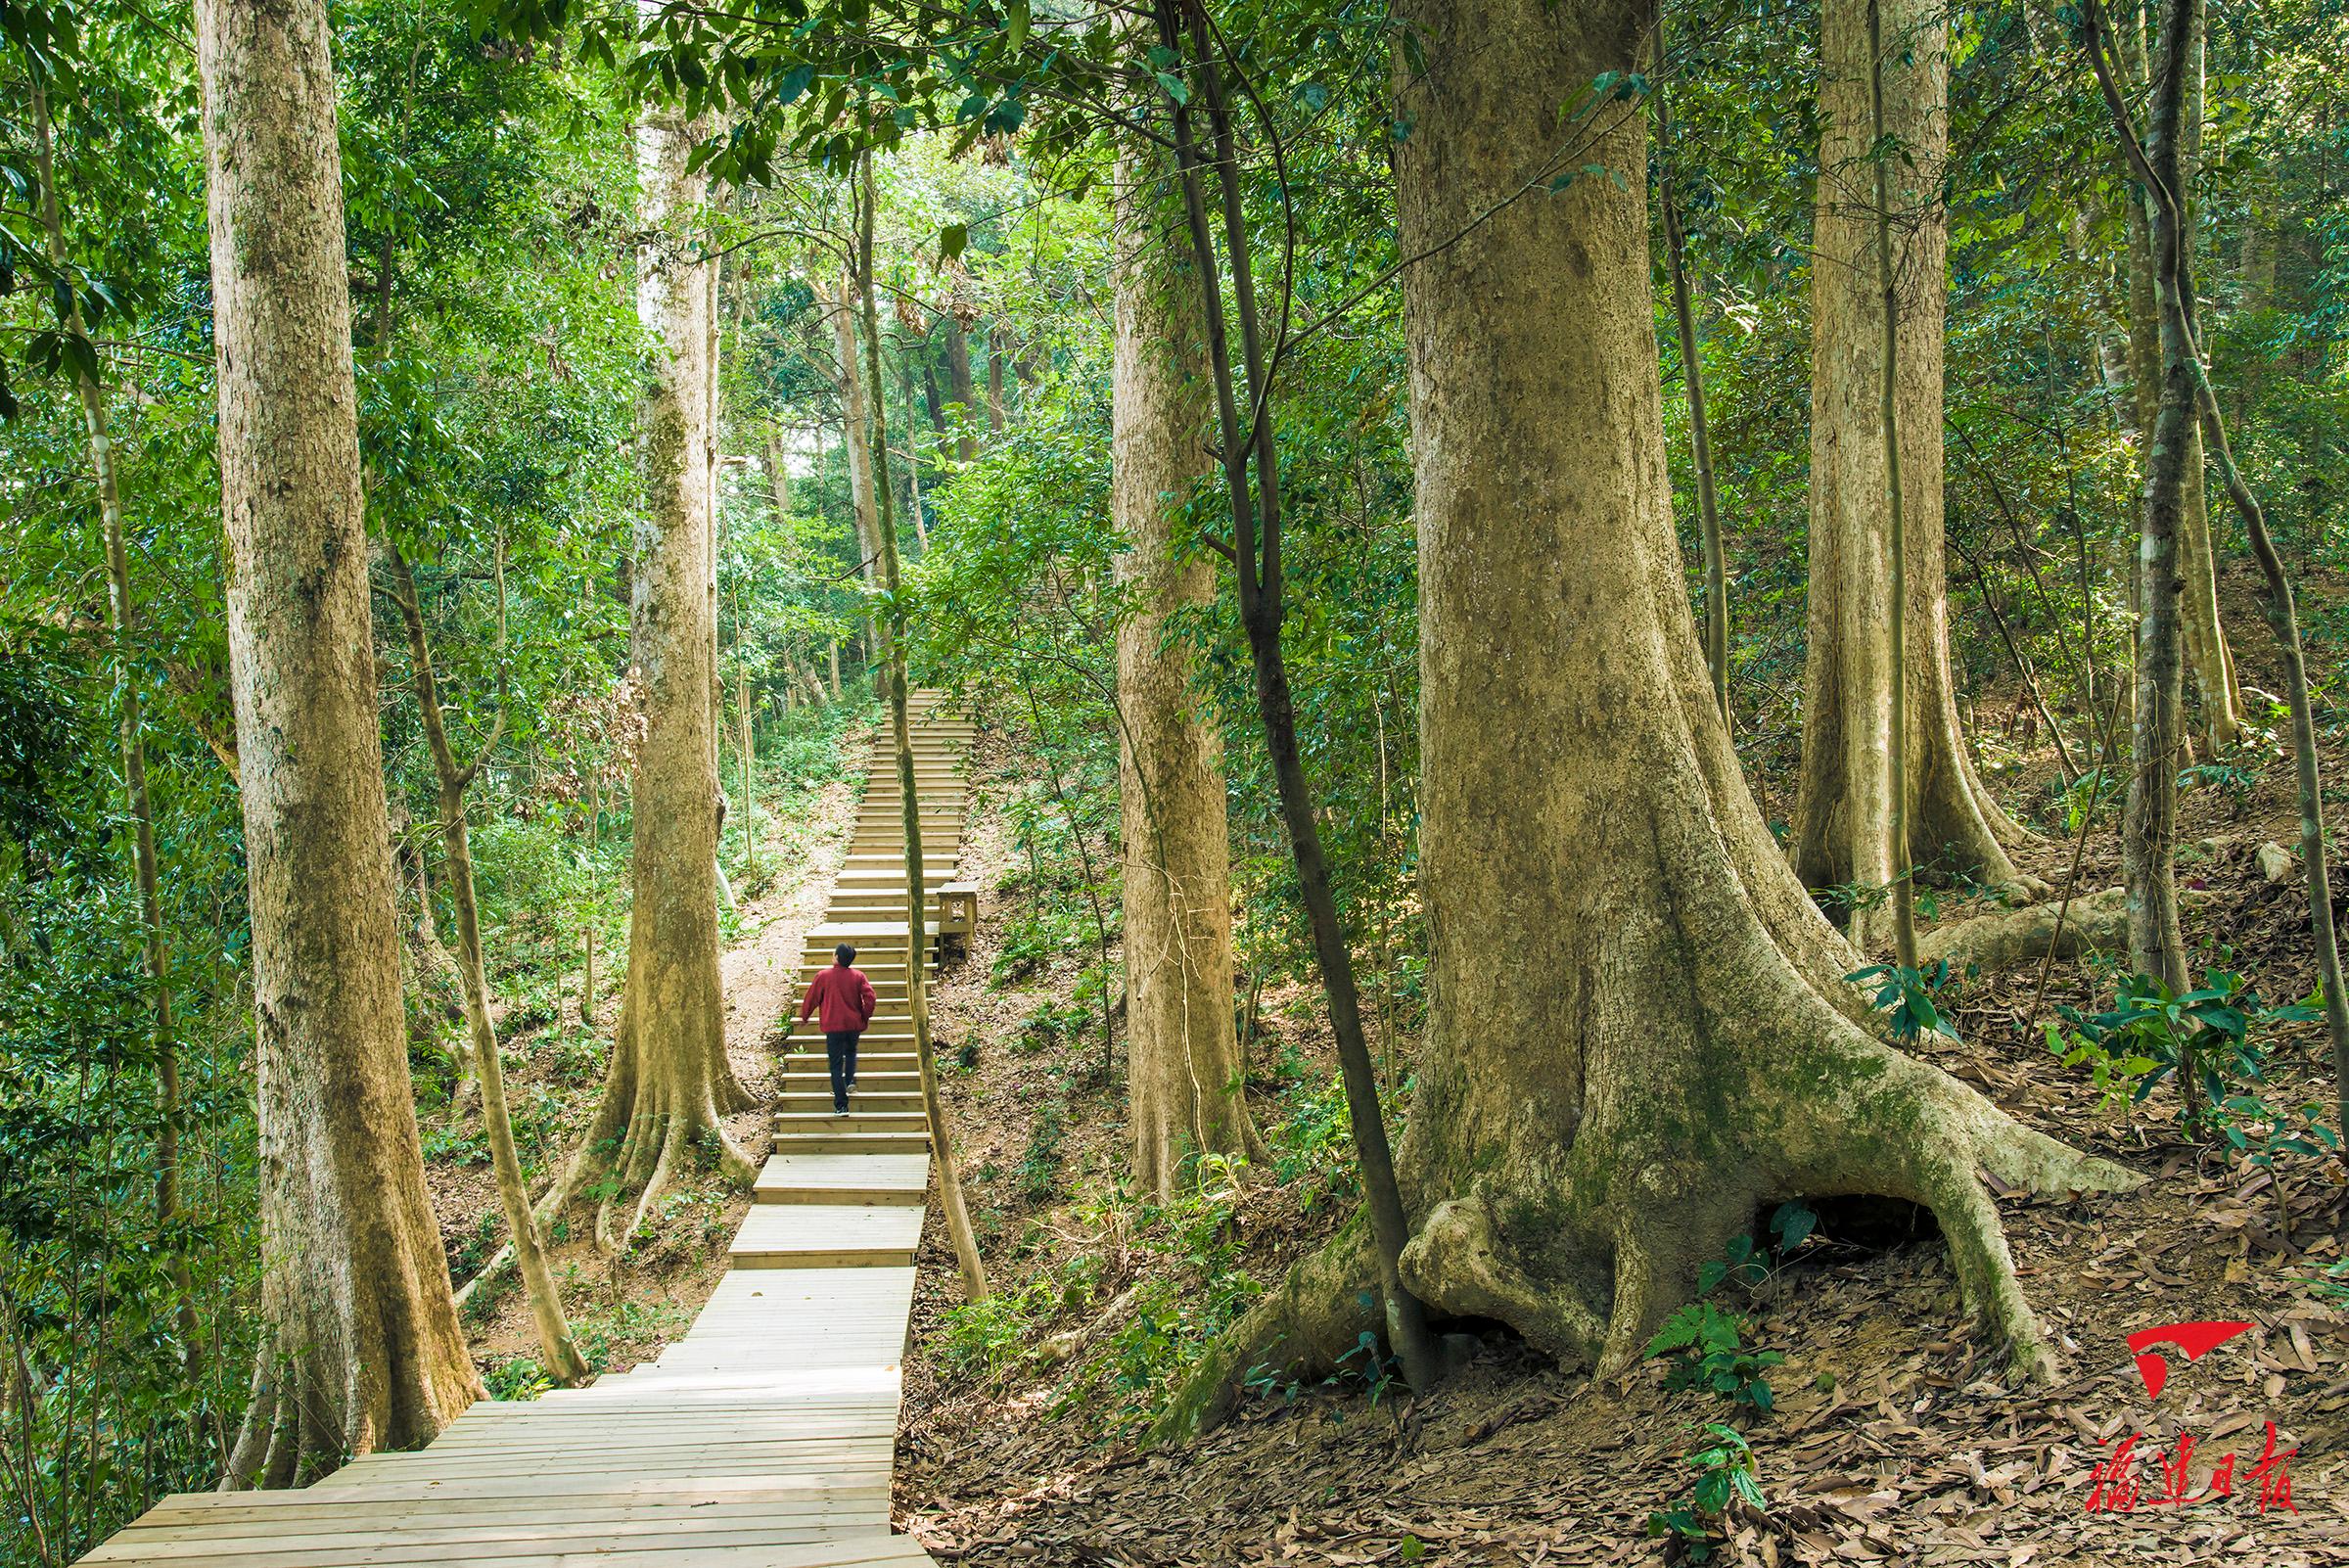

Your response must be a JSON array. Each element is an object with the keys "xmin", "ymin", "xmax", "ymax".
[{"xmin": 80, "ymin": 694, "xmax": 974, "ymax": 1568}]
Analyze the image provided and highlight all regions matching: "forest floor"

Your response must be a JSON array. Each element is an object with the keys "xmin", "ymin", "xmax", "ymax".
[
  {"xmin": 887, "ymin": 565, "xmax": 2349, "ymax": 1566},
  {"xmin": 421, "ymin": 709, "xmax": 876, "ymax": 1392}
]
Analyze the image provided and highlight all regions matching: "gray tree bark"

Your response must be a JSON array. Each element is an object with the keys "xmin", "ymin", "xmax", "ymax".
[
  {"xmin": 1793, "ymin": 0, "xmax": 2041, "ymax": 944},
  {"xmin": 552, "ymin": 72, "xmax": 756, "ymax": 1249},
  {"xmin": 196, "ymin": 0, "xmax": 478, "ymax": 1485},
  {"xmin": 1111, "ymin": 94, "xmax": 1265, "ymax": 1199}
]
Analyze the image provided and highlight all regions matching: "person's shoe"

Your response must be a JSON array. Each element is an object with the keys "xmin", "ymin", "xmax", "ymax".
[
  {"xmin": 846, "ymin": 1077, "xmax": 857, "ymax": 1093},
  {"xmin": 833, "ymin": 1099, "xmax": 849, "ymax": 1116}
]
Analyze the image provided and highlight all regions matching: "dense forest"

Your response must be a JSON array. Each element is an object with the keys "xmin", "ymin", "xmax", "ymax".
[{"xmin": 6, "ymin": 0, "xmax": 2349, "ymax": 1562}]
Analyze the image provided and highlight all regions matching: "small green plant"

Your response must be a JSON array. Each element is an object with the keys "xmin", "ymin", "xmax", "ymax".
[
  {"xmin": 1644, "ymin": 1206, "xmax": 1812, "ymax": 1411},
  {"xmin": 2178, "ymin": 760, "xmax": 2262, "ymax": 813},
  {"xmin": 2050, "ymin": 970, "xmax": 2321, "ymax": 1130},
  {"xmin": 1646, "ymin": 1423, "xmax": 1765, "ymax": 1563},
  {"xmin": 1016, "ymin": 1098, "xmax": 1068, "ymax": 1202},
  {"xmin": 1847, "ymin": 960, "xmax": 1960, "ymax": 1043},
  {"xmin": 483, "ymin": 1357, "xmax": 552, "ymax": 1402},
  {"xmin": 1646, "ymin": 1300, "xmax": 1785, "ymax": 1411}
]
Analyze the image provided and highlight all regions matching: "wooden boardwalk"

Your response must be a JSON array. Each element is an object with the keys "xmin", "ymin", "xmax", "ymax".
[{"xmin": 84, "ymin": 695, "xmax": 971, "ymax": 1567}]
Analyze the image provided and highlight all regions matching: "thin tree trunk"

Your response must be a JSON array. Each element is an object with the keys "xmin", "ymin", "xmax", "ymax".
[
  {"xmin": 739, "ymin": 657, "xmax": 757, "ymax": 884},
  {"xmin": 857, "ymin": 151, "xmax": 989, "ymax": 1302},
  {"xmin": 1159, "ymin": 0, "xmax": 1440, "ymax": 1391},
  {"xmin": 2170, "ymin": 0, "xmax": 2242, "ymax": 752},
  {"xmin": 30, "ymin": 81, "xmax": 200, "ymax": 1368},
  {"xmin": 765, "ymin": 420, "xmax": 791, "ymax": 518},
  {"xmin": 582, "ymin": 773, "xmax": 599, "ymax": 1026},
  {"xmin": 386, "ymin": 547, "xmax": 589, "ymax": 1387},
  {"xmin": 1650, "ymin": 15, "xmax": 1728, "ymax": 720},
  {"xmin": 943, "ymin": 316, "xmax": 979, "ymax": 461},
  {"xmin": 1866, "ymin": 0, "xmax": 1918, "ymax": 971},
  {"xmin": 831, "ymin": 274, "xmax": 883, "ymax": 651},
  {"xmin": 987, "ymin": 328, "xmax": 1009, "ymax": 432},
  {"xmin": 2106, "ymin": 0, "xmax": 2195, "ymax": 1006},
  {"xmin": 196, "ymin": 0, "xmax": 479, "ymax": 1483},
  {"xmin": 2087, "ymin": 0, "xmax": 2349, "ymax": 1146}
]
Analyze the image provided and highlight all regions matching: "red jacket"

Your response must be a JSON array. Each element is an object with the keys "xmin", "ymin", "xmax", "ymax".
[{"xmin": 800, "ymin": 964, "xmax": 878, "ymax": 1034}]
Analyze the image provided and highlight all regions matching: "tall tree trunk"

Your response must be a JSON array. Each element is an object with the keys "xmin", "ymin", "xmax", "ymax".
[
  {"xmin": 739, "ymin": 657, "xmax": 757, "ymax": 883},
  {"xmin": 2169, "ymin": 0, "xmax": 2240, "ymax": 752},
  {"xmin": 1112, "ymin": 86, "xmax": 1264, "ymax": 1199},
  {"xmin": 582, "ymin": 774, "xmax": 599, "ymax": 1026},
  {"xmin": 553, "ymin": 69, "xmax": 756, "ymax": 1250},
  {"xmin": 1793, "ymin": 0, "xmax": 2039, "ymax": 941},
  {"xmin": 1166, "ymin": 0, "xmax": 2136, "ymax": 1440},
  {"xmin": 2117, "ymin": 0, "xmax": 2194, "ymax": 1000},
  {"xmin": 855, "ymin": 153, "xmax": 989, "ymax": 1302},
  {"xmin": 765, "ymin": 420, "xmax": 792, "ymax": 519},
  {"xmin": 386, "ymin": 548, "xmax": 589, "ymax": 1387},
  {"xmin": 30, "ymin": 81, "xmax": 199, "ymax": 1361},
  {"xmin": 1153, "ymin": 0, "xmax": 1442, "ymax": 1398},
  {"xmin": 196, "ymin": 0, "xmax": 478, "ymax": 1484}
]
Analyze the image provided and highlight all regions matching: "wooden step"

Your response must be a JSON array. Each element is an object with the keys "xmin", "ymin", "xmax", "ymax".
[
  {"xmin": 771, "ymin": 1110, "xmax": 929, "ymax": 1132},
  {"xmin": 775, "ymin": 1091, "xmax": 926, "ymax": 1114},
  {"xmin": 756, "ymin": 1154, "xmax": 929, "ymax": 1206},
  {"xmin": 768, "ymin": 1128, "xmax": 932, "ymax": 1154},
  {"xmin": 729, "ymin": 1204, "xmax": 925, "ymax": 1268}
]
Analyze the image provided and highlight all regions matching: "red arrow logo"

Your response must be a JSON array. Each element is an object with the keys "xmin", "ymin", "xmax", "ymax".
[{"xmin": 2127, "ymin": 1321, "xmax": 2254, "ymax": 1399}]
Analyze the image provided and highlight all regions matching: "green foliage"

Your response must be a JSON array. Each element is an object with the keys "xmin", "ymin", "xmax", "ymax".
[
  {"xmin": 1646, "ymin": 1424, "xmax": 1766, "ymax": 1563},
  {"xmin": 2050, "ymin": 972, "xmax": 2331, "ymax": 1151},
  {"xmin": 1647, "ymin": 1301, "xmax": 1785, "ymax": 1412},
  {"xmin": 1848, "ymin": 961, "xmax": 1961, "ymax": 1043}
]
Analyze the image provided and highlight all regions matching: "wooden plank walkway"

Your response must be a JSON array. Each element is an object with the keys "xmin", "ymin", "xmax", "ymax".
[{"xmin": 82, "ymin": 694, "xmax": 972, "ymax": 1567}]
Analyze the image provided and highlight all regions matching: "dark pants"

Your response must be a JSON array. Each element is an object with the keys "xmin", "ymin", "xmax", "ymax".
[{"xmin": 825, "ymin": 1031, "xmax": 861, "ymax": 1112}]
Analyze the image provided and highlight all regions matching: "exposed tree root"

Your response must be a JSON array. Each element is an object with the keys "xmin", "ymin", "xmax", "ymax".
[{"xmin": 1917, "ymin": 886, "xmax": 2130, "ymax": 971}]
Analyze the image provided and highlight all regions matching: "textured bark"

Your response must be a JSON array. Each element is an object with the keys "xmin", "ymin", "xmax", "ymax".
[
  {"xmin": 2119, "ymin": 1, "xmax": 2235, "ymax": 751},
  {"xmin": 2122, "ymin": 0, "xmax": 2194, "ymax": 996},
  {"xmin": 1164, "ymin": 0, "xmax": 2140, "ymax": 1439},
  {"xmin": 553, "ymin": 75, "xmax": 756, "ymax": 1249},
  {"xmin": 2169, "ymin": 0, "xmax": 2240, "ymax": 752},
  {"xmin": 1112, "ymin": 106, "xmax": 1264, "ymax": 1197},
  {"xmin": 943, "ymin": 316, "xmax": 979, "ymax": 461},
  {"xmin": 1793, "ymin": 0, "xmax": 2037, "ymax": 937},
  {"xmin": 197, "ymin": 0, "xmax": 478, "ymax": 1485}
]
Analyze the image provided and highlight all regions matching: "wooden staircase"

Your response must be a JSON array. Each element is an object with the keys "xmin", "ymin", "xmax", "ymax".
[{"xmin": 78, "ymin": 695, "xmax": 972, "ymax": 1567}]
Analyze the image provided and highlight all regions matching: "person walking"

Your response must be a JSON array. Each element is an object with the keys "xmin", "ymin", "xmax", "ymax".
[{"xmin": 798, "ymin": 943, "xmax": 878, "ymax": 1114}]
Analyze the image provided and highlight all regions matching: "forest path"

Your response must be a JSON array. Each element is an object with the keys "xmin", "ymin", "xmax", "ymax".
[{"xmin": 81, "ymin": 694, "xmax": 974, "ymax": 1568}]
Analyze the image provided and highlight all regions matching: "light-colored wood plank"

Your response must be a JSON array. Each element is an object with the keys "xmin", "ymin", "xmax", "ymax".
[{"xmin": 729, "ymin": 1204, "xmax": 925, "ymax": 1268}]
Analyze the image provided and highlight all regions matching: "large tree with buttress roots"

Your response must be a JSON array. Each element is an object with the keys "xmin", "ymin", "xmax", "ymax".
[{"xmin": 1162, "ymin": 0, "xmax": 2138, "ymax": 1436}]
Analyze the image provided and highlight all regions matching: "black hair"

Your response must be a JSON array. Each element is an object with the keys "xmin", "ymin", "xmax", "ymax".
[{"xmin": 835, "ymin": 943, "xmax": 855, "ymax": 965}]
